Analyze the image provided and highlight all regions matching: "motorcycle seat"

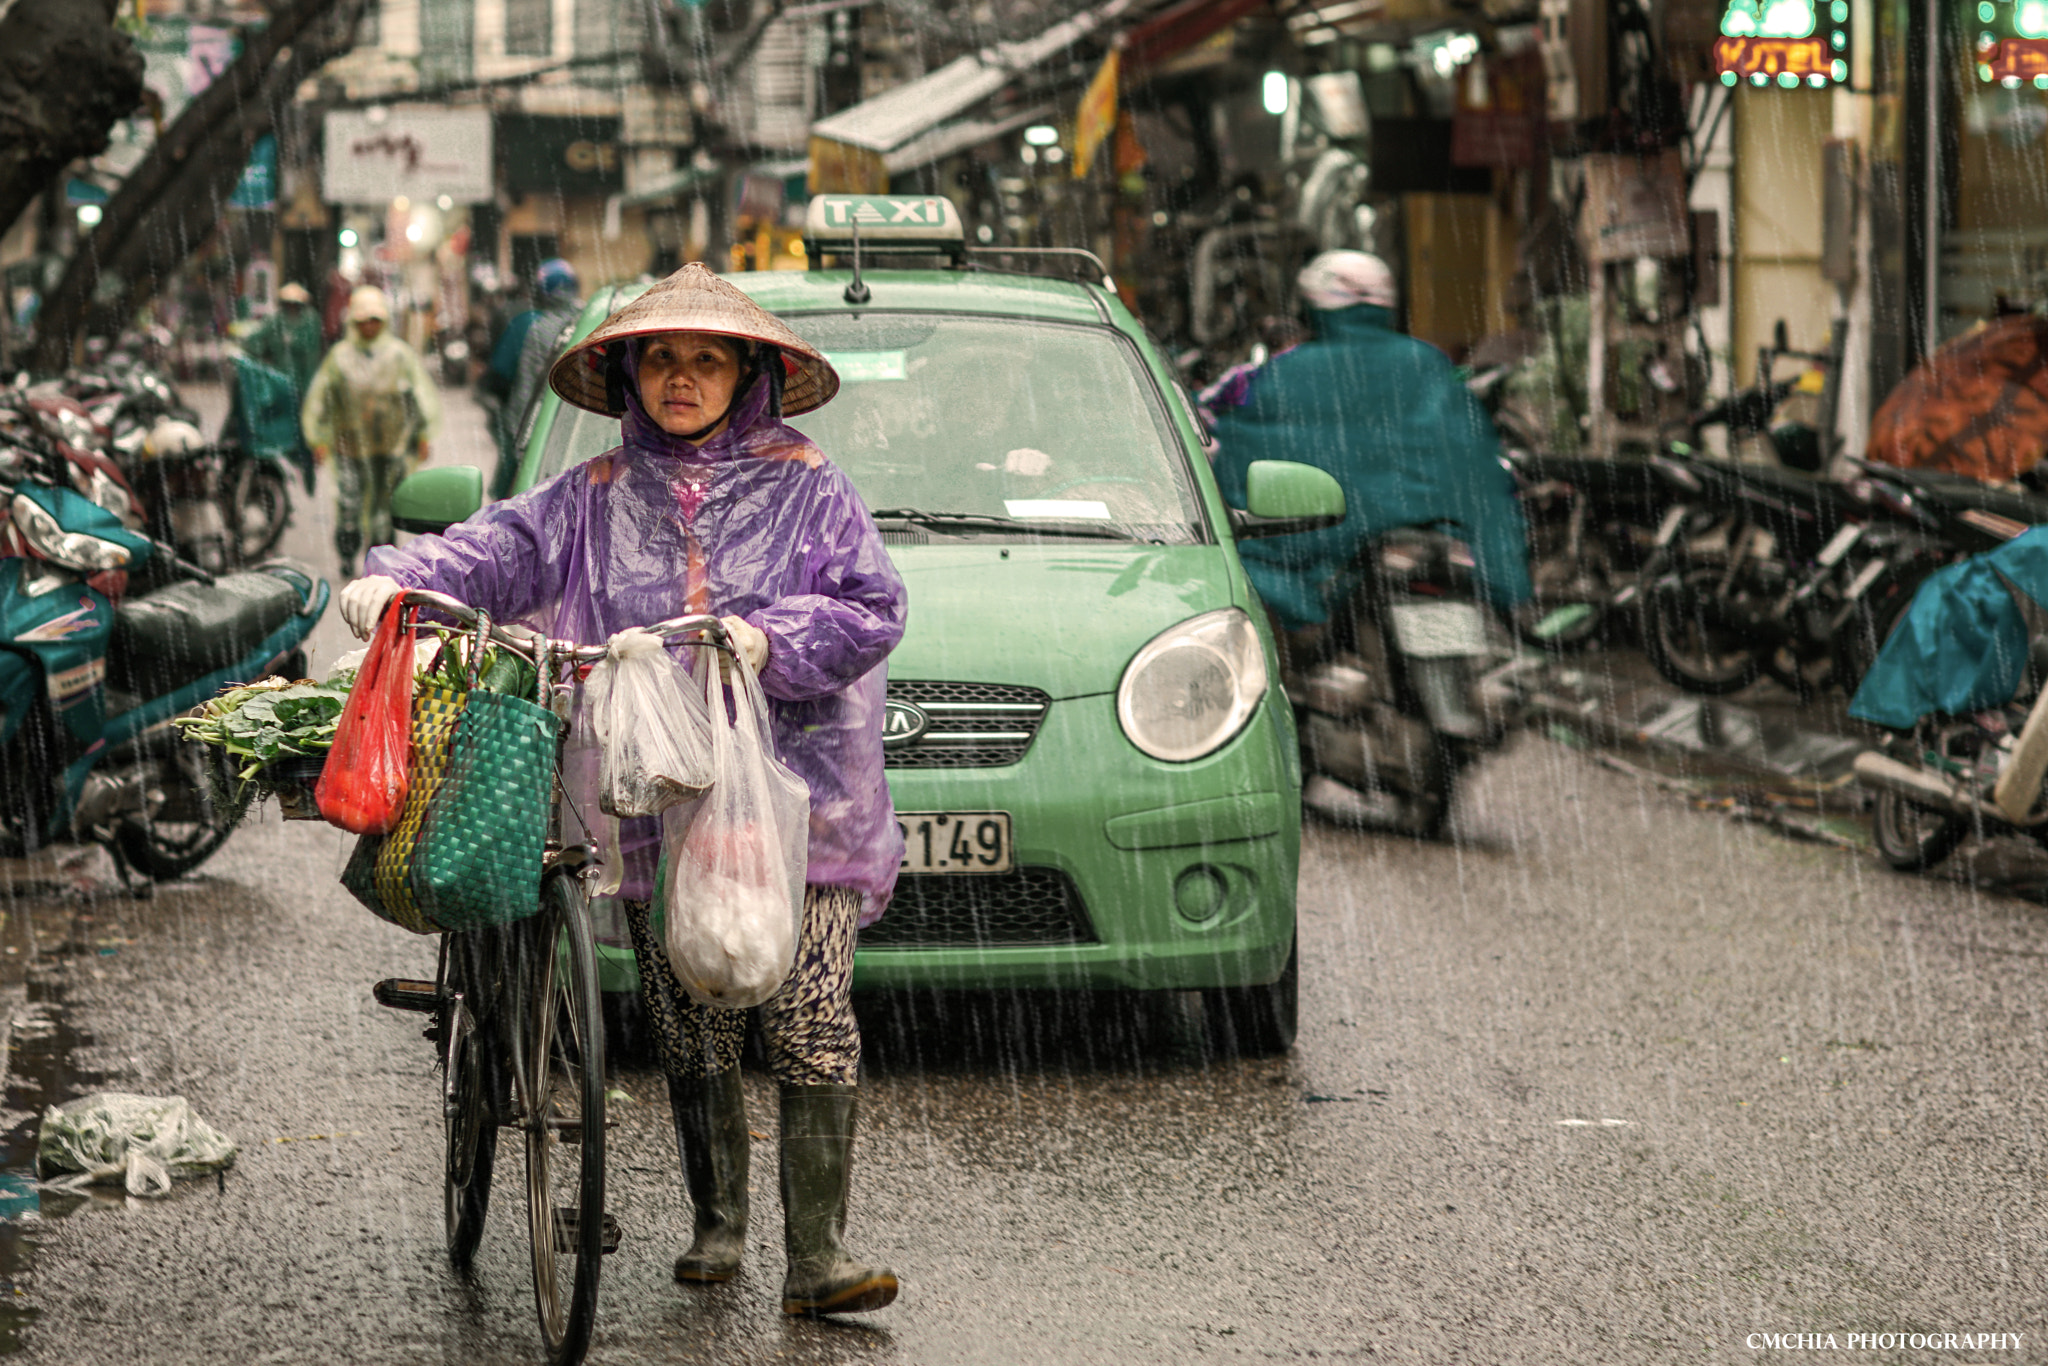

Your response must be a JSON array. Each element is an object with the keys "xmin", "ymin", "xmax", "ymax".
[{"xmin": 108, "ymin": 571, "xmax": 302, "ymax": 697}]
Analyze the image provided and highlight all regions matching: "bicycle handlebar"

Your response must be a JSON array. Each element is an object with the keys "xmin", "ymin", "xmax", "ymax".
[{"xmin": 395, "ymin": 588, "xmax": 731, "ymax": 667}]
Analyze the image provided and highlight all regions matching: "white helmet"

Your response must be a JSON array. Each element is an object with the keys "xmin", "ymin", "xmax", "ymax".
[
  {"xmin": 1297, "ymin": 251, "xmax": 1397, "ymax": 311},
  {"xmin": 143, "ymin": 418, "xmax": 206, "ymax": 459}
]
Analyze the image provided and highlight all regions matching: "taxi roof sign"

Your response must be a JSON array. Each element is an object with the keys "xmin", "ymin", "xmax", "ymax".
[{"xmin": 804, "ymin": 195, "xmax": 965, "ymax": 257}]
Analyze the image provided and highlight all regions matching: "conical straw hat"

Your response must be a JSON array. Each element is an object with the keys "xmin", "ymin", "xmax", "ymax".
[{"xmin": 547, "ymin": 262, "xmax": 839, "ymax": 418}]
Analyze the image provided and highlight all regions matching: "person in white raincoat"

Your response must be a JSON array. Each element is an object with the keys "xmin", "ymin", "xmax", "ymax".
[{"xmin": 300, "ymin": 285, "xmax": 441, "ymax": 575}]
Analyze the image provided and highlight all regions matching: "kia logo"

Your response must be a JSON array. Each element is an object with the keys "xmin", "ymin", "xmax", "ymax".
[{"xmin": 881, "ymin": 700, "xmax": 928, "ymax": 748}]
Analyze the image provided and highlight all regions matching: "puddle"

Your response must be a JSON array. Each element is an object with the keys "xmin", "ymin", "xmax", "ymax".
[
  {"xmin": 0, "ymin": 975, "xmax": 110, "ymax": 1353},
  {"xmin": 0, "ymin": 869, "xmax": 122, "ymax": 1356}
]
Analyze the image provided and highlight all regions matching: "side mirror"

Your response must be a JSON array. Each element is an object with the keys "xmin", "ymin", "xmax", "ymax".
[
  {"xmin": 1229, "ymin": 460, "xmax": 1346, "ymax": 539},
  {"xmin": 390, "ymin": 465, "xmax": 484, "ymax": 535}
]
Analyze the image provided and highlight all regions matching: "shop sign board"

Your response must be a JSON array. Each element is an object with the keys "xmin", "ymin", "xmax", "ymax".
[
  {"xmin": 1451, "ymin": 52, "xmax": 1544, "ymax": 169},
  {"xmin": 1980, "ymin": 39, "xmax": 2048, "ymax": 81},
  {"xmin": 499, "ymin": 115, "xmax": 625, "ymax": 197},
  {"xmin": 1712, "ymin": 0, "xmax": 1850, "ymax": 86},
  {"xmin": 1580, "ymin": 151, "xmax": 1690, "ymax": 263},
  {"xmin": 323, "ymin": 108, "xmax": 493, "ymax": 205},
  {"xmin": 1973, "ymin": 0, "xmax": 2048, "ymax": 84}
]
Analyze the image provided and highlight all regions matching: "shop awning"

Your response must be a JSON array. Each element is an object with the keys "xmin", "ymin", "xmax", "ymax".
[
  {"xmin": 1122, "ymin": 0, "xmax": 1270, "ymax": 73},
  {"xmin": 809, "ymin": 0, "xmax": 1149, "ymax": 156},
  {"xmin": 883, "ymin": 104, "xmax": 1056, "ymax": 172},
  {"xmin": 619, "ymin": 163, "xmax": 723, "ymax": 208},
  {"xmin": 621, "ymin": 157, "xmax": 814, "ymax": 210}
]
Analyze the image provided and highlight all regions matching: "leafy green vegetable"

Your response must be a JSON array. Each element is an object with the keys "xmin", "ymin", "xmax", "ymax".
[
  {"xmin": 177, "ymin": 628, "xmax": 543, "ymax": 801},
  {"xmin": 174, "ymin": 677, "xmax": 349, "ymax": 787},
  {"xmin": 419, "ymin": 628, "xmax": 539, "ymax": 700}
]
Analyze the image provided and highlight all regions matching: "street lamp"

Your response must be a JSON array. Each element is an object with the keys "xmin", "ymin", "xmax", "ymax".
[
  {"xmin": 339, "ymin": 228, "xmax": 359, "ymax": 248},
  {"xmin": 1023, "ymin": 124, "xmax": 1059, "ymax": 146},
  {"xmin": 76, "ymin": 204, "xmax": 103, "ymax": 228},
  {"xmin": 1262, "ymin": 70, "xmax": 1290, "ymax": 115}
]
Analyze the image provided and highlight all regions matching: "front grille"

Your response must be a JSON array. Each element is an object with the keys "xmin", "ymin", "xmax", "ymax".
[
  {"xmin": 885, "ymin": 680, "xmax": 1050, "ymax": 769},
  {"xmin": 861, "ymin": 867, "xmax": 1095, "ymax": 947}
]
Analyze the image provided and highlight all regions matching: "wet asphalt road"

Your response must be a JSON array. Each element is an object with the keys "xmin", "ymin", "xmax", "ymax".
[
  {"xmin": 2, "ymin": 389, "xmax": 2044, "ymax": 1362},
  {"xmin": 6, "ymin": 737, "xmax": 2047, "ymax": 1364}
]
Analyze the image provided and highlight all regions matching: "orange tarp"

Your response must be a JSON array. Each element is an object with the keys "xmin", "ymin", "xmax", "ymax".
[{"xmin": 1868, "ymin": 314, "xmax": 2048, "ymax": 482}]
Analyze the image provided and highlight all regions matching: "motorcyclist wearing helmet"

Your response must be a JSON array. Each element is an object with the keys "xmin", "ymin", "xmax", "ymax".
[
  {"xmin": 484, "ymin": 257, "xmax": 583, "ymax": 500},
  {"xmin": 1207, "ymin": 251, "xmax": 1531, "ymax": 650}
]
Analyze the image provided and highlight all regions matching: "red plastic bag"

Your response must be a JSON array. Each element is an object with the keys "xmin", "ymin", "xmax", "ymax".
[{"xmin": 316, "ymin": 597, "xmax": 416, "ymax": 833}]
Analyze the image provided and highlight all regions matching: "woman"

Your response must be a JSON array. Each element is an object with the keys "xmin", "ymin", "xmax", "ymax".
[{"xmin": 337, "ymin": 263, "xmax": 907, "ymax": 1318}]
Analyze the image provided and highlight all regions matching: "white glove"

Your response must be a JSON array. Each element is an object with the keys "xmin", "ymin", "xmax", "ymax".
[
  {"xmin": 340, "ymin": 575, "xmax": 403, "ymax": 640},
  {"xmin": 719, "ymin": 615, "xmax": 769, "ymax": 678}
]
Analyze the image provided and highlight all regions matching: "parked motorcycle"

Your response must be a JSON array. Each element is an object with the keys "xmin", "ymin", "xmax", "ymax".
[
  {"xmin": 1637, "ymin": 445, "xmax": 1878, "ymax": 696},
  {"xmin": 14, "ymin": 365, "xmax": 239, "ymax": 573},
  {"xmin": 1854, "ymin": 697, "xmax": 2033, "ymax": 872},
  {"xmin": 1826, "ymin": 459, "xmax": 2048, "ymax": 693},
  {"xmin": 1500, "ymin": 447, "xmax": 1675, "ymax": 649},
  {"xmin": 1848, "ymin": 538, "xmax": 2048, "ymax": 872},
  {"xmin": 1291, "ymin": 525, "xmax": 1519, "ymax": 838},
  {"xmin": 0, "ymin": 434, "xmax": 328, "ymax": 881}
]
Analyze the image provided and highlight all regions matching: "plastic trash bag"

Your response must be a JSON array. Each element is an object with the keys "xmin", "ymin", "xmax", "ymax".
[
  {"xmin": 37, "ymin": 1092, "xmax": 237, "ymax": 1198},
  {"xmin": 316, "ymin": 596, "xmax": 415, "ymax": 833},
  {"xmin": 588, "ymin": 628, "xmax": 713, "ymax": 819},
  {"xmin": 661, "ymin": 650, "xmax": 809, "ymax": 1009}
]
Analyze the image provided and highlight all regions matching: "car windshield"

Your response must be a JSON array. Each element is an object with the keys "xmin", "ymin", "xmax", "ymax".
[{"xmin": 534, "ymin": 311, "xmax": 1206, "ymax": 544}]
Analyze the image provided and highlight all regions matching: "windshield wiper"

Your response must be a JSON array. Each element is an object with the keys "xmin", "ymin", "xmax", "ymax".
[{"xmin": 869, "ymin": 507, "xmax": 1134, "ymax": 540}]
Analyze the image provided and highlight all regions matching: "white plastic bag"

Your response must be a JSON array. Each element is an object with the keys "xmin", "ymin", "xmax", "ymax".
[
  {"xmin": 588, "ymin": 628, "xmax": 713, "ymax": 819},
  {"xmin": 37, "ymin": 1092, "xmax": 237, "ymax": 1197},
  {"xmin": 661, "ymin": 648, "xmax": 809, "ymax": 1008}
]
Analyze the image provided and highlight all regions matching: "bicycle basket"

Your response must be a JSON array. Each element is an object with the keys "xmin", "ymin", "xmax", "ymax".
[{"xmin": 342, "ymin": 679, "xmax": 563, "ymax": 934}]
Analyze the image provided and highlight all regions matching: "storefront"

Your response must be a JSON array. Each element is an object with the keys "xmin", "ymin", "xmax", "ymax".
[{"xmin": 1866, "ymin": 0, "xmax": 2048, "ymax": 400}]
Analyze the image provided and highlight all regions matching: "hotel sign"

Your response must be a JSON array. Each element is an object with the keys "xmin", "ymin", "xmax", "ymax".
[{"xmin": 1712, "ymin": 0, "xmax": 1850, "ymax": 87}]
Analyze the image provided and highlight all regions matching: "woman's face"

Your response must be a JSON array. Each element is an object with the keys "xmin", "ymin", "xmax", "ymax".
[{"xmin": 637, "ymin": 331, "xmax": 743, "ymax": 438}]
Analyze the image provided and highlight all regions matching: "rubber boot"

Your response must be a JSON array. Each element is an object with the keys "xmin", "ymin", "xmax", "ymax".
[
  {"xmin": 779, "ymin": 1084, "xmax": 898, "ymax": 1316},
  {"xmin": 667, "ymin": 1066, "xmax": 749, "ymax": 1283}
]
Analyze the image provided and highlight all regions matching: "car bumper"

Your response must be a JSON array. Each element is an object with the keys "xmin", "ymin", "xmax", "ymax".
[{"xmin": 853, "ymin": 691, "xmax": 1300, "ymax": 992}]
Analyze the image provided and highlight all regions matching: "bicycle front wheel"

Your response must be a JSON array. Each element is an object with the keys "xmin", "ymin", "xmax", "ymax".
[
  {"xmin": 443, "ymin": 933, "xmax": 501, "ymax": 1271},
  {"xmin": 522, "ymin": 870, "xmax": 606, "ymax": 1366}
]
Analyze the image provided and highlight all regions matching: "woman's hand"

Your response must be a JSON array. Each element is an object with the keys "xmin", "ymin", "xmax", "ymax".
[
  {"xmin": 340, "ymin": 575, "xmax": 402, "ymax": 639},
  {"xmin": 719, "ymin": 615, "xmax": 768, "ymax": 678}
]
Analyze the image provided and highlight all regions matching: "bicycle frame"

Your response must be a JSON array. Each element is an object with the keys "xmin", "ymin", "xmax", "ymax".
[{"xmin": 384, "ymin": 589, "xmax": 733, "ymax": 1363}]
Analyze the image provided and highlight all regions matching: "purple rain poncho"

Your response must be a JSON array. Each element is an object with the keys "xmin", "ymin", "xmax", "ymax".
[{"xmin": 364, "ymin": 371, "xmax": 908, "ymax": 921}]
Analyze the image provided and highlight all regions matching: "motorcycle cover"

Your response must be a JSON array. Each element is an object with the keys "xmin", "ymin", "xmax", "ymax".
[{"xmin": 1847, "ymin": 525, "xmax": 2048, "ymax": 729}]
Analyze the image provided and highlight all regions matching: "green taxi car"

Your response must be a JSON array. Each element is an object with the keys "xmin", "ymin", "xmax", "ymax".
[{"xmin": 394, "ymin": 195, "xmax": 1342, "ymax": 1052}]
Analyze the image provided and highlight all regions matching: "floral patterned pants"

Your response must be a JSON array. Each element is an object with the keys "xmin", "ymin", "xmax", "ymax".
[{"xmin": 623, "ymin": 885, "xmax": 862, "ymax": 1087}]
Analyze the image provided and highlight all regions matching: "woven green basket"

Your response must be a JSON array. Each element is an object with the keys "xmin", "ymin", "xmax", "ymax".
[{"xmin": 343, "ymin": 683, "xmax": 563, "ymax": 935}]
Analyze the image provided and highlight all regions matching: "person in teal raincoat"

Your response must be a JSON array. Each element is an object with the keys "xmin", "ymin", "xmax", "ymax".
[
  {"xmin": 1207, "ymin": 251, "xmax": 1531, "ymax": 633},
  {"xmin": 243, "ymin": 282, "xmax": 324, "ymax": 396}
]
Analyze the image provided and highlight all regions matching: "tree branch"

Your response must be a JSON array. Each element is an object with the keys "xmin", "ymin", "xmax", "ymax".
[{"xmin": 29, "ymin": 0, "xmax": 370, "ymax": 373}]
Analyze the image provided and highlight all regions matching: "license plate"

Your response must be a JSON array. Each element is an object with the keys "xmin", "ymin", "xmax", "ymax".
[
  {"xmin": 1388, "ymin": 601, "xmax": 1489, "ymax": 658},
  {"xmin": 897, "ymin": 811, "xmax": 1012, "ymax": 874}
]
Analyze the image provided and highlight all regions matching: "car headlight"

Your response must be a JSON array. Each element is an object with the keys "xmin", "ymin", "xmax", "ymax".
[
  {"xmin": 11, "ymin": 493, "xmax": 131, "ymax": 571},
  {"xmin": 1116, "ymin": 607, "xmax": 1269, "ymax": 762}
]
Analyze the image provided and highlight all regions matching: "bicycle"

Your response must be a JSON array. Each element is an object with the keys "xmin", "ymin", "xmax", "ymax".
[{"xmin": 363, "ymin": 589, "xmax": 729, "ymax": 1366}]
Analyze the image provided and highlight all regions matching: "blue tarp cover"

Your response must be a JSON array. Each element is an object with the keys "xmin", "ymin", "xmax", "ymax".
[{"xmin": 1848, "ymin": 526, "xmax": 2048, "ymax": 729}]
